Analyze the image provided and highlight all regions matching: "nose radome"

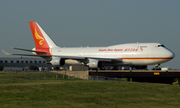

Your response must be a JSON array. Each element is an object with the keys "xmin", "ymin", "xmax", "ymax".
[{"xmin": 168, "ymin": 50, "xmax": 175, "ymax": 59}]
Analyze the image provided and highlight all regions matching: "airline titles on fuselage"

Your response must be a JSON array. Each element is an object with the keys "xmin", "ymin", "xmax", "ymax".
[{"xmin": 98, "ymin": 48, "xmax": 142, "ymax": 52}]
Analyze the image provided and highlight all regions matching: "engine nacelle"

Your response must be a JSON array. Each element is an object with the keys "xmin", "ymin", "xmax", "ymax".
[
  {"xmin": 50, "ymin": 57, "xmax": 65, "ymax": 66},
  {"xmin": 88, "ymin": 59, "xmax": 102, "ymax": 69}
]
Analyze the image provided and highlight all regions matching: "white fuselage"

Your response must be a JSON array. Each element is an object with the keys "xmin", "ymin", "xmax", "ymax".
[
  {"xmin": 50, "ymin": 43, "xmax": 175, "ymax": 66},
  {"xmin": 29, "ymin": 22, "xmax": 175, "ymax": 68}
]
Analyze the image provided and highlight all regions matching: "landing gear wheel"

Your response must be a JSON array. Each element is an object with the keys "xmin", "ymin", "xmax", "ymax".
[{"xmin": 155, "ymin": 64, "xmax": 161, "ymax": 70}]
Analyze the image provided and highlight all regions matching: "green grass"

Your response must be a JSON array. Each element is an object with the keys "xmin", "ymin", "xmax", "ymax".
[{"xmin": 0, "ymin": 72, "xmax": 180, "ymax": 108}]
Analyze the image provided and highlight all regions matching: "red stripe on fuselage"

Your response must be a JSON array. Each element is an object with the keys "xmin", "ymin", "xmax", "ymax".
[{"xmin": 120, "ymin": 57, "xmax": 173, "ymax": 60}]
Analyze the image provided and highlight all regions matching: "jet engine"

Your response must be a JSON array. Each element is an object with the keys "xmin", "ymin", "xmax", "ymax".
[
  {"xmin": 50, "ymin": 57, "xmax": 65, "ymax": 66},
  {"xmin": 88, "ymin": 59, "xmax": 102, "ymax": 69}
]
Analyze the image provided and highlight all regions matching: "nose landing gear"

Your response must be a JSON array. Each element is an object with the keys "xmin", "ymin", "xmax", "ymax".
[
  {"xmin": 154, "ymin": 64, "xmax": 161, "ymax": 70},
  {"xmin": 155, "ymin": 64, "xmax": 160, "ymax": 67}
]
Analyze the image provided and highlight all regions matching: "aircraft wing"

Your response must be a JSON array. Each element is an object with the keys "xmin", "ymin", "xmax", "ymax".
[
  {"xmin": 2, "ymin": 49, "xmax": 122, "ymax": 62},
  {"xmin": 2, "ymin": 48, "xmax": 122, "ymax": 63},
  {"xmin": 53, "ymin": 55, "xmax": 122, "ymax": 62}
]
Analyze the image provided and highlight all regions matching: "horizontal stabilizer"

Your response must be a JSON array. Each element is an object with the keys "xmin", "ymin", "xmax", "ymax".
[
  {"xmin": 2, "ymin": 50, "xmax": 12, "ymax": 55},
  {"xmin": 2, "ymin": 49, "xmax": 49, "ymax": 57},
  {"xmin": 12, "ymin": 47, "xmax": 47, "ymax": 54},
  {"xmin": 12, "ymin": 54, "xmax": 51, "ymax": 57}
]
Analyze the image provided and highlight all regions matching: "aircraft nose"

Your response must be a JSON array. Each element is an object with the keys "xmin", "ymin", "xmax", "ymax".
[{"xmin": 167, "ymin": 50, "xmax": 175, "ymax": 59}]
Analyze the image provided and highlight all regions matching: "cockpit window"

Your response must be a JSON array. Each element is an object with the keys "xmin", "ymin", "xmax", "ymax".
[{"xmin": 158, "ymin": 45, "xmax": 165, "ymax": 47}]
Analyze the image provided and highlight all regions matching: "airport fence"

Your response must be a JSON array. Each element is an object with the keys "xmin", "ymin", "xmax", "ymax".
[
  {"xmin": 0, "ymin": 71, "xmax": 126, "ymax": 81},
  {"xmin": 0, "ymin": 71, "xmax": 70, "ymax": 80},
  {"xmin": 89, "ymin": 75, "xmax": 126, "ymax": 81}
]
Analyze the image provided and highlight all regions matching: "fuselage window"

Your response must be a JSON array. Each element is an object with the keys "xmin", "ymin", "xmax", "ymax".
[
  {"xmin": 0, "ymin": 61, "xmax": 3, "ymax": 63},
  {"xmin": 11, "ymin": 61, "xmax": 13, "ymax": 63},
  {"xmin": 5, "ymin": 61, "xmax": 8, "ymax": 63}
]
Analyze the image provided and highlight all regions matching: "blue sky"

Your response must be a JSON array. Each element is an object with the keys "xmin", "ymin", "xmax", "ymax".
[{"xmin": 0, "ymin": 0, "xmax": 180, "ymax": 69}]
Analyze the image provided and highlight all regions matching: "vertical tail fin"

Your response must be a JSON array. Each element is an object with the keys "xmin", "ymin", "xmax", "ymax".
[{"xmin": 29, "ymin": 22, "xmax": 57, "ymax": 49}]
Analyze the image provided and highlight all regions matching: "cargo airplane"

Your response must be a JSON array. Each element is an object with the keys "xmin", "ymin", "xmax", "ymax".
[{"xmin": 2, "ymin": 22, "xmax": 175, "ymax": 69}]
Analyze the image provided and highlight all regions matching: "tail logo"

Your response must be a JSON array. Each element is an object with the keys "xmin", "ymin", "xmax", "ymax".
[
  {"xmin": 35, "ymin": 28, "xmax": 44, "ymax": 45},
  {"xmin": 51, "ymin": 49, "xmax": 53, "ymax": 55}
]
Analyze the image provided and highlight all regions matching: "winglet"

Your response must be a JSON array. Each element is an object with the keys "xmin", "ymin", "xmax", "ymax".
[{"xmin": 2, "ymin": 50, "xmax": 12, "ymax": 55}]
